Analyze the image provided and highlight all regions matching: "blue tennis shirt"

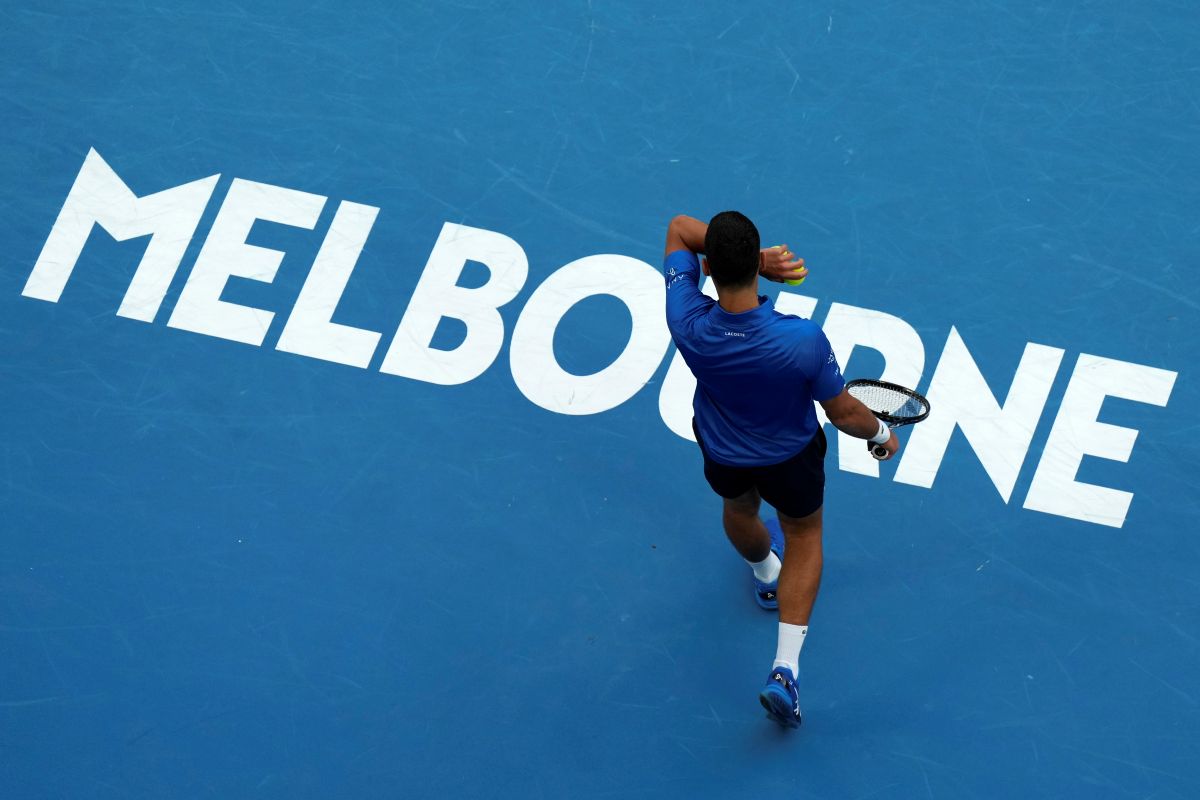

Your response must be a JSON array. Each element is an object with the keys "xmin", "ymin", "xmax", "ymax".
[{"xmin": 664, "ymin": 249, "xmax": 845, "ymax": 466}]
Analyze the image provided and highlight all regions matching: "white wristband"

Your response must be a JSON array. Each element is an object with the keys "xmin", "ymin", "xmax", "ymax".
[{"xmin": 868, "ymin": 419, "xmax": 892, "ymax": 445}]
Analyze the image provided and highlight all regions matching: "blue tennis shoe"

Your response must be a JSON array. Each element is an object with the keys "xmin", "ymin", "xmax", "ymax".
[{"xmin": 759, "ymin": 666, "xmax": 802, "ymax": 728}]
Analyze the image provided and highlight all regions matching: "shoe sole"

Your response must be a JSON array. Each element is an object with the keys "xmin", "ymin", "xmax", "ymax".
[{"xmin": 759, "ymin": 687, "xmax": 802, "ymax": 729}]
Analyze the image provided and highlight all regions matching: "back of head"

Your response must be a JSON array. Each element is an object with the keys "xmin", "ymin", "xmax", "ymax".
[{"xmin": 705, "ymin": 211, "xmax": 761, "ymax": 289}]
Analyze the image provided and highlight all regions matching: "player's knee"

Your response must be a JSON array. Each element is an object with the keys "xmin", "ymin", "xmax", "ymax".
[
  {"xmin": 778, "ymin": 506, "xmax": 822, "ymax": 537},
  {"xmin": 723, "ymin": 489, "xmax": 761, "ymax": 516}
]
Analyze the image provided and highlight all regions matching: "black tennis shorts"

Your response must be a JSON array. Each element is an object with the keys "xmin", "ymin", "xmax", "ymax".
[{"xmin": 692, "ymin": 420, "xmax": 827, "ymax": 519}]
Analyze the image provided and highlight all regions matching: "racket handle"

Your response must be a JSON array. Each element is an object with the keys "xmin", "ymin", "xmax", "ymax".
[{"xmin": 868, "ymin": 422, "xmax": 892, "ymax": 460}]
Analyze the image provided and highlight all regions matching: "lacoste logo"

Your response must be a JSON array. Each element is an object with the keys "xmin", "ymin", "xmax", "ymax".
[{"xmin": 724, "ymin": 331, "xmax": 745, "ymax": 338}]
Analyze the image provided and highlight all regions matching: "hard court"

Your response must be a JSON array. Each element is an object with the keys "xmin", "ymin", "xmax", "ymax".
[{"xmin": 1, "ymin": 2, "xmax": 1198, "ymax": 798}]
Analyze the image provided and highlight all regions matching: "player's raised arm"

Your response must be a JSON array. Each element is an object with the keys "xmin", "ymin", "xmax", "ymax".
[
  {"xmin": 667, "ymin": 215, "xmax": 808, "ymax": 283},
  {"xmin": 663, "ymin": 215, "xmax": 713, "ymax": 329},
  {"xmin": 665, "ymin": 214, "xmax": 708, "ymax": 258}
]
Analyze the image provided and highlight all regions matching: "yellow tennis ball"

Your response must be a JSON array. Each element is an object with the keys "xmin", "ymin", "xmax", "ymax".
[{"xmin": 774, "ymin": 245, "xmax": 805, "ymax": 285}]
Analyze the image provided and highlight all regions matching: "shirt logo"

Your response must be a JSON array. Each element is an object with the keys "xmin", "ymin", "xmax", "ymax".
[
  {"xmin": 724, "ymin": 331, "xmax": 746, "ymax": 338},
  {"xmin": 666, "ymin": 266, "xmax": 686, "ymax": 290}
]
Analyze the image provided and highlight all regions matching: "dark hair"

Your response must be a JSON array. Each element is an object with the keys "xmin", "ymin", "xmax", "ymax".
[{"xmin": 704, "ymin": 211, "xmax": 760, "ymax": 288}]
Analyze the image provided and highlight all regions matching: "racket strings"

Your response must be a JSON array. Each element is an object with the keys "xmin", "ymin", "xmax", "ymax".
[{"xmin": 849, "ymin": 385, "xmax": 926, "ymax": 419}]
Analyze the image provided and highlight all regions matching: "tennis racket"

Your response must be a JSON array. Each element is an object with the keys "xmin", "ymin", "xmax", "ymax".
[{"xmin": 844, "ymin": 379, "xmax": 931, "ymax": 460}]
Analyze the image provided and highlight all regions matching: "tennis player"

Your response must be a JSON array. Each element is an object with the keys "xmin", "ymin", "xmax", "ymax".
[{"xmin": 664, "ymin": 211, "xmax": 900, "ymax": 728}]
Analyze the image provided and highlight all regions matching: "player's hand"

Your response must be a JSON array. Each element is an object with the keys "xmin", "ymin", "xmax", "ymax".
[
  {"xmin": 868, "ymin": 431, "xmax": 901, "ymax": 461},
  {"xmin": 758, "ymin": 245, "xmax": 807, "ymax": 284}
]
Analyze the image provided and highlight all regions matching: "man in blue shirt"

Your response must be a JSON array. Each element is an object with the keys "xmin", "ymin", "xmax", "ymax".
[{"xmin": 664, "ymin": 211, "xmax": 899, "ymax": 728}]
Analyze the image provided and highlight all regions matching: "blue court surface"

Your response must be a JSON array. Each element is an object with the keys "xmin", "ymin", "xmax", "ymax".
[{"xmin": 2, "ymin": 2, "xmax": 1198, "ymax": 798}]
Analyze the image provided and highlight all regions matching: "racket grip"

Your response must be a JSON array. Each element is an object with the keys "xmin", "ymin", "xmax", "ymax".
[{"xmin": 868, "ymin": 420, "xmax": 892, "ymax": 460}]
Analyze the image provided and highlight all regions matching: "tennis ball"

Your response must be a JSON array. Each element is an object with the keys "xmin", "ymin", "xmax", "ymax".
[{"xmin": 773, "ymin": 245, "xmax": 806, "ymax": 286}]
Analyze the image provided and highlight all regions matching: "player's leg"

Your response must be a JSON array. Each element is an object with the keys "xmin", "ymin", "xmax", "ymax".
[
  {"xmin": 715, "ymin": 489, "xmax": 782, "ymax": 606},
  {"xmin": 721, "ymin": 488, "xmax": 770, "ymax": 562},
  {"xmin": 759, "ymin": 428, "xmax": 827, "ymax": 627},
  {"xmin": 692, "ymin": 419, "xmax": 782, "ymax": 604},
  {"xmin": 721, "ymin": 489, "xmax": 785, "ymax": 608},
  {"xmin": 757, "ymin": 506, "xmax": 821, "ymax": 728},
  {"xmin": 755, "ymin": 430, "xmax": 828, "ymax": 727},
  {"xmin": 775, "ymin": 506, "xmax": 823, "ymax": 626}
]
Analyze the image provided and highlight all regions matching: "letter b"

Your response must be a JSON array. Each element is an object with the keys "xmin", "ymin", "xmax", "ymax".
[{"xmin": 380, "ymin": 223, "xmax": 528, "ymax": 385}]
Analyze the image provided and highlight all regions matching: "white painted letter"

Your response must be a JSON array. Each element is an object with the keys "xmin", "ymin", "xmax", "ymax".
[
  {"xmin": 511, "ymin": 255, "xmax": 670, "ymax": 415},
  {"xmin": 380, "ymin": 223, "xmax": 528, "ymax": 385},
  {"xmin": 276, "ymin": 201, "xmax": 382, "ymax": 368},
  {"xmin": 23, "ymin": 148, "xmax": 218, "ymax": 321},
  {"xmin": 893, "ymin": 327, "xmax": 1064, "ymax": 501},
  {"xmin": 1023, "ymin": 354, "xmax": 1176, "ymax": 528},
  {"xmin": 820, "ymin": 303, "xmax": 925, "ymax": 476},
  {"xmin": 168, "ymin": 179, "xmax": 326, "ymax": 345}
]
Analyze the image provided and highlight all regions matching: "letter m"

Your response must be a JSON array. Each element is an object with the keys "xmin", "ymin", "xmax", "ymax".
[{"xmin": 22, "ymin": 148, "xmax": 219, "ymax": 322}]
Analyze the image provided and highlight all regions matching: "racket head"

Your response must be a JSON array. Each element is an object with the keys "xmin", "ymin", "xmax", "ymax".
[{"xmin": 844, "ymin": 379, "xmax": 930, "ymax": 426}]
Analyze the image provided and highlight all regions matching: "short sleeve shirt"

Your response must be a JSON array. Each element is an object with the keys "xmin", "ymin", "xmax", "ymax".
[{"xmin": 664, "ymin": 249, "xmax": 845, "ymax": 466}]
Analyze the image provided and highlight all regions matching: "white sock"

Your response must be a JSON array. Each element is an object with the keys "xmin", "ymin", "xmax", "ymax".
[
  {"xmin": 772, "ymin": 623, "xmax": 808, "ymax": 676},
  {"xmin": 746, "ymin": 551, "xmax": 781, "ymax": 584}
]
